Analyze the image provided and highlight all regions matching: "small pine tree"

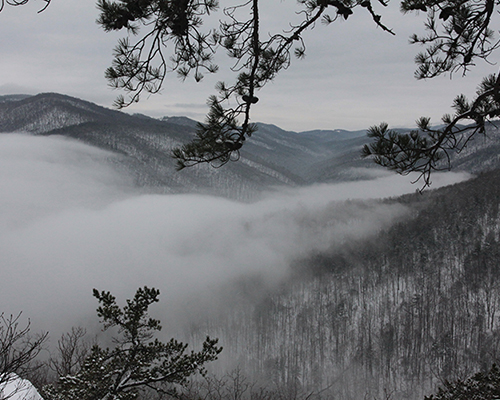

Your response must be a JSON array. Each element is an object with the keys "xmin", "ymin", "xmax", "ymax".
[{"xmin": 43, "ymin": 287, "xmax": 222, "ymax": 400}]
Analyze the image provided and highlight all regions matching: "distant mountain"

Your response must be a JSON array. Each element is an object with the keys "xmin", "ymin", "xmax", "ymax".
[
  {"xmin": 2, "ymin": 92, "xmax": 500, "ymax": 198},
  {"xmin": 159, "ymin": 115, "xmax": 199, "ymax": 129},
  {"xmin": 444, "ymin": 122, "xmax": 500, "ymax": 173},
  {"xmin": 243, "ymin": 123, "xmax": 374, "ymax": 182},
  {"xmin": 0, "ymin": 93, "xmax": 377, "ymax": 198},
  {"xmin": 0, "ymin": 94, "xmax": 31, "ymax": 103}
]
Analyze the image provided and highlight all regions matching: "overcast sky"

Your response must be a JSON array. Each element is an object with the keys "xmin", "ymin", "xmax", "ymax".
[{"xmin": 0, "ymin": 0, "xmax": 496, "ymax": 131}]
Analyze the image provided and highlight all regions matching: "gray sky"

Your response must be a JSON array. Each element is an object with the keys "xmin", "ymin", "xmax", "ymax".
[{"xmin": 0, "ymin": 0, "xmax": 495, "ymax": 131}]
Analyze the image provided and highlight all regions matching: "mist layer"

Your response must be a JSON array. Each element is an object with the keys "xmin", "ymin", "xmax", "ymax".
[{"xmin": 0, "ymin": 133, "xmax": 470, "ymax": 336}]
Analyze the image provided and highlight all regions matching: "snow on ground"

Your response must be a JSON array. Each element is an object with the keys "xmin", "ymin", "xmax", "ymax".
[{"xmin": 0, "ymin": 375, "xmax": 43, "ymax": 400}]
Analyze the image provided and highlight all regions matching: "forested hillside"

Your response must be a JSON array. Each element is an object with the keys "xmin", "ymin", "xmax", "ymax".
[
  {"xmin": 3, "ymin": 92, "xmax": 500, "ymax": 400},
  {"xmin": 188, "ymin": 169, "xmax": 500, "ymax": 400},
  {"xmin": 0, "ymin": 93, "xmax": 371, "ymax": 199},
  {"xmin": 3, "ymin": 93, "xmax": 500, "ymax": 198}
]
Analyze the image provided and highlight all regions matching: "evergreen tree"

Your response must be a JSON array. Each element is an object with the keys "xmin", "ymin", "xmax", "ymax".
[
  {"xmin": 94, "ymin": 0, "xmax": 500, "ymax": 178},
  {"xmin": 43, "ymin": 287, "xmax": 222, "ymax": 400},
  {"xmin": 362, "ymin": 0, "xmax": 500, "ymax": 187},
  {"xmin": 95, "ymin": 0, "xmax": 394, "ymax": 169}
]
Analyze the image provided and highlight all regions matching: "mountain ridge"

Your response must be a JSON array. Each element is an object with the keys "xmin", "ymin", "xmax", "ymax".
[
  {"xmin": 0, "ymin": 92, "xmax": 377, "ymax": 199},
  {"xmin": 3, "ymin": 92, "xmax": 500, "ymax": 198}
]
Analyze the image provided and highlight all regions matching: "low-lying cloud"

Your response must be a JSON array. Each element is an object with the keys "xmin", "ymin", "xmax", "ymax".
[{"xmin": 0, "ymin": 133, "xmax": 470, "ymax": 338}]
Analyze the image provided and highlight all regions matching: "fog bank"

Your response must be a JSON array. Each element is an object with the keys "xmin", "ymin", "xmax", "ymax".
[{"xmin": 0, "ymin": 134, "xmax": 470, "ymax": 338}]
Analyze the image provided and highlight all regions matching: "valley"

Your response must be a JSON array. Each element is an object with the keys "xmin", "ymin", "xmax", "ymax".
[{"xmin": 2, "ymin": 93, "xmax": 500, "ymax": 399}]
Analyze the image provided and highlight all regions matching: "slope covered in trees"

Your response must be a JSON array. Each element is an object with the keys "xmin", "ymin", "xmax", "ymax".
[
  {"xmin": 186, "ymin": 168, "xmax": 500, "ymax": 400},
  {"xmin": 0, "ymin": 93, "xmax": 372, "ymax": 198},
  {"xmin": 4, "ymin": 93, "xmax": 500, "ymax": 197}
]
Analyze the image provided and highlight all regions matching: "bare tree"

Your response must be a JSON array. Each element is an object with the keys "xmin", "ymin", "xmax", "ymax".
[
  {"xmin": 48, "ymin": 327, "xmax": 93, "ymax": 378},
  {"xmin": 0, "ymin": 312, "xmax": 48, "ymax": 400}
]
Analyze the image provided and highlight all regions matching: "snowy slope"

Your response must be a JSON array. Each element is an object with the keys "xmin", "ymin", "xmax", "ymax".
[{"xmin": 0, "ymin": 375, "xmax": 43, "ymax": 400}]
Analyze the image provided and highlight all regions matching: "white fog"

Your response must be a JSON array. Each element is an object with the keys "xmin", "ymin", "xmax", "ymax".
[{"xmin": 0, "ymin": 133, "xmax": 470, "ymax": 339}]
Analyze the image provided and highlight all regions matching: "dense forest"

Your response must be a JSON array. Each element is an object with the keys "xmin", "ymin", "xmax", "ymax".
[{"xmin": 187, "ymin": 169, "xmax": 500, "ymax": 400}]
